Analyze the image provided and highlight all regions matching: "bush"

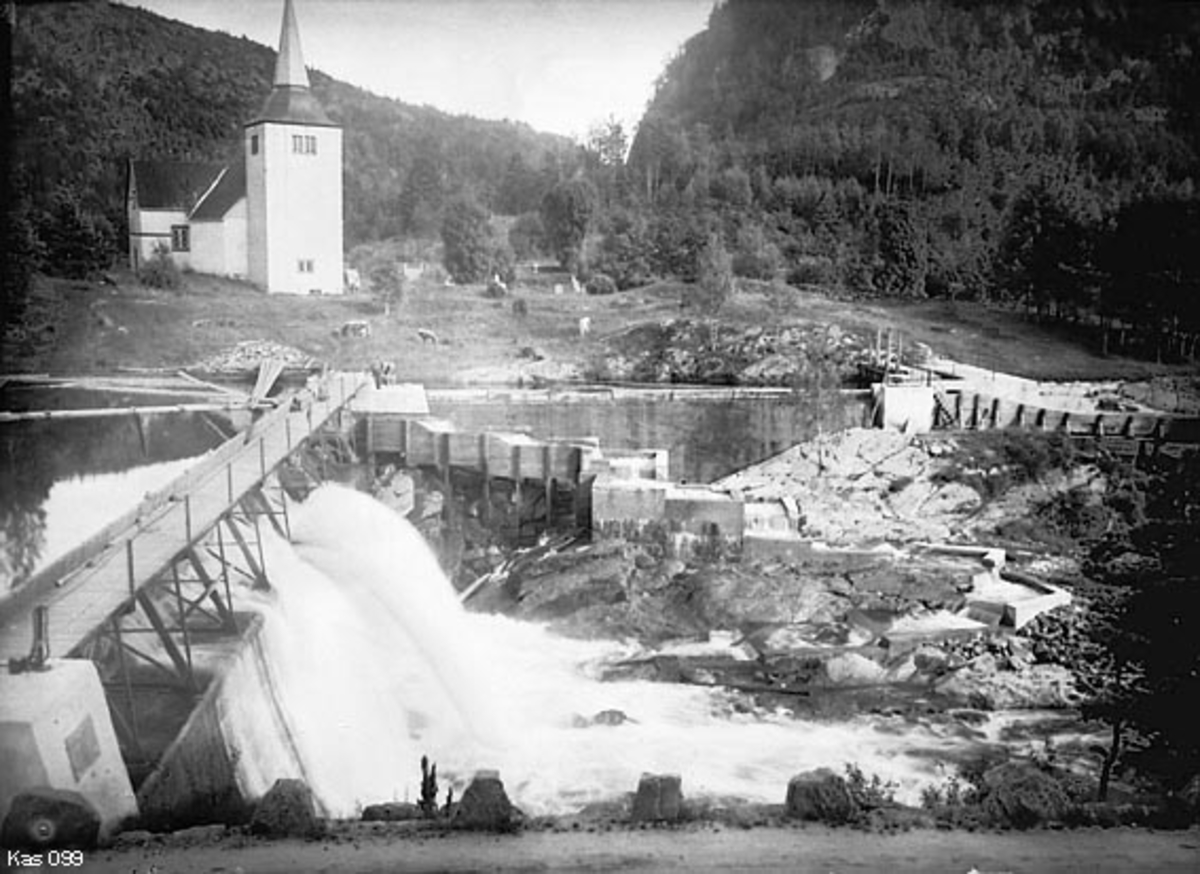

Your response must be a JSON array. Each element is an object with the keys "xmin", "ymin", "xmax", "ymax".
[
  {"xmin": 511, "ymin": 298, "xmax": 528, "ymax": 317},
  {"xmin": 484, "ymin": 278, "xmax": 508, "ymax": 298},
  {"xmin": 139, "ymin": 243, "xmax": 182, "ymax": 290},
  {"xmin": 585, "ymin": 273, "xmax": 617, "ymax": 296}
]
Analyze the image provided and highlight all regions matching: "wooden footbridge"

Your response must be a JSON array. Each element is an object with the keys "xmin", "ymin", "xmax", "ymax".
[{"xmin": 0, "ymin": 372, "xmax": 369, "ymax": 684}]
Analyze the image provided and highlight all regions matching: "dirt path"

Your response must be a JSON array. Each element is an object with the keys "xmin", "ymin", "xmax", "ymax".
[{"xmin": 75, "ymin": 825, "xmax": 1200, "ymax": 873}]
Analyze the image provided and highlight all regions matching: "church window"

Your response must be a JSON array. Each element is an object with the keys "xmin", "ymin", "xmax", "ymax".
[
  {"xmin": 171, "ymin": 225, "xmax": 190, "ymax": 252},
  {"xmin": 292, "ymin": 134, "xmax": 317, "ymax": 155},
  {"xmin": 250, "ymin": 134, "xmax": 259, "ymax": 155},
  {"xmin": 298, "ymin": 259, "xmax": 315, "ymax": 273}
]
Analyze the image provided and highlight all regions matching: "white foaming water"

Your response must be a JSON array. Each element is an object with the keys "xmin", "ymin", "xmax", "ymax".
[{"xmin": 235, "ymin": 485, "xmax": 1014, "ymax": 817}]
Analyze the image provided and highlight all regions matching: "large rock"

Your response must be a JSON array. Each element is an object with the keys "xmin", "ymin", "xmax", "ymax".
[
  {"xmin": 784, "ymin": 769, "xmax": 858, "ymax": 824},
  {"xmin": 361, "ymin": 801, "xmax": 421, "ymax": 822},
  {"xmin": 249, "ymin": 778, "xmax": 324, "ymax": 839},
  {"xmin": 455, "ymin": 770, "xmax": 518, "ymax": 831},
  {"xmin": 819, "ymin": 652, "xmax": 888, "ymax": 686},
  {"xmin": 979, "ymin": 763, "xmax": 1070, "ymax": 828},
  {"xmin": 512, "ymin": 543, "xmax": 632, "ymax": 620},
  {"xmin": 630, "ymin": 773, "xmax": 684, "ymax": 823},
  {"xmin": 935, "ymin": 661, "xmax": 1081, "ymax": 709},
  {"xmin": 0, "ymin": 788, "xmax": 101, "ymax": 851}
]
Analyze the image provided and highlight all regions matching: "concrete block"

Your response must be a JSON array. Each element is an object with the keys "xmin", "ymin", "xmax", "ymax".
[
  {"xmin": 631, "ymin": 773, "xmax": 683, "ymax": 823},
  {"xmin": 0, "ymin": 659, "xmax": 137, "ymax": 840},
  {"xmin": 744, "ymin": 500, "xmax": 794, "ymax": 535},
  {"xmin": 663, "ymin": 486, "xmax": 744, "ymax": 536},
  {"xmin": 351, "ymin": 383, "xmax": 429, "ymax": 416},
  {"xmin": 592, "ymin": 477, "xmax": 669, "ymax": 525},
  {"xmin": 877, "ymin": 384, "xmax": 935, "ymax": 433},
  {"xmin": 482, "ymin": 432, "xmax": 543, "ymax": 480},
  {"xmin": 1003, "ymin": 587, "xmax": 1072, "ymax": 629}
]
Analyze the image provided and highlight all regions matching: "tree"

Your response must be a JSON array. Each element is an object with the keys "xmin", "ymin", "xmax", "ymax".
[
  {"xmin": 540, "ymin": 178, "xmax": 597, "ymax": 273},
  {"xmin": 1078, "ymin": 453, "xmax": 1200, "ymax": 799},
  {"xmin": 36, "ymin": 185, "xmax": 114, "ymax": 280},
  {"xmin": 440, "ymin": 196, "xmax": 493, "ymax": 284},
  {"xmin": 368, "ymin": 260, "xmax": 404, "ymax": 316},
  {"xmin": 691, "ymin": 232, "xmax": 735, "ymax": 315},
  {"xmin": 507, "ymin": 211, "xmax": 545, "ymax": 261}
]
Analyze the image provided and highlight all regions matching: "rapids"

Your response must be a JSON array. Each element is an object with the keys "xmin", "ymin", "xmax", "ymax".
[{"xmin": 232, "ymin": 484, "xmax": 1064, "ymax": 818}]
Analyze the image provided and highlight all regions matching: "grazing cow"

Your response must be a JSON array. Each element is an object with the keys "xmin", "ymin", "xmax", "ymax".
[
  {"xmin": 578, "ymin": 316, "xmax": 592, "ymax": 338},
  {"xmin": 336, "ymin": 319, "xmax": 371, "ymax": 338},
  {"xmin": 417, "ymin": 328, "xmax": 439, "ymax": 345},
  {"xmin": 344, "ymin": 267, "xmax": 362, "ymax": 293}
]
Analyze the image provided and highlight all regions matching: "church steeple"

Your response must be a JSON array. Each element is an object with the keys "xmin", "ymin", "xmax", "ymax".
[
  {"xmin": 274, "ymin": 0, "xmax": 309, "ymax": 88},
  {"xmin": 249, "ymin": 0, "xmax": 334, "ymax": 127}
]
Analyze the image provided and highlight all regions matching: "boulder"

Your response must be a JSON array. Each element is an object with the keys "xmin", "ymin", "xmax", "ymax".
[
  {"xmin": 979, "ymin": 763, "xmax": 1070, "ymax": 828},
  {"xmin": 935, "ymin": 662, "xmax": 1081, "ymax": 709},
  {"xmin": 0, "ymin": 788, "xmax": 101, "ymax": 851},
  {"xmin": 361, "ymin": 801, "xmax": 421, "ymax": 822},
  {"xmin": 455, "ymin": 770, "xmax": 518, "ymax": 831},
  {"xmin": 249, "ymin": 778, "xmax": 324, "ymax": 839},
  {"xmin": 785, "ymin": 769, "xmax": 858, "ymax": 824},
  {"xmin": 630, "ymin": 773, "xmax": 684, "ymax": 823},
  {"xmin": 819, "ymin": 652, "xmax": 887, "ymax": 686}
]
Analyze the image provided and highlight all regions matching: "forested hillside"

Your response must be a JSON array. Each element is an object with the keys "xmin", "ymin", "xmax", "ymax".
[
  {"xmin": 7, "ymin": 0, "xmax": 574, "ymax": 266},
  {"xmin": 602, "ymin": 0, "xmax": 1200, "ymax": 358}
]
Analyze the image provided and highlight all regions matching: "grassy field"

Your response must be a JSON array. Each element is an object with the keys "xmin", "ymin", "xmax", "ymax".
[{"xmin": 3, "ymin": 269, "xmax": 1197, "ymax": 399}]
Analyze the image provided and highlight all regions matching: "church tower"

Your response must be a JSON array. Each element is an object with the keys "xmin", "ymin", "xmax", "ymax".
[{"xmin": 246, "ymin": 0, "xmax": 343, "ymax": 294}]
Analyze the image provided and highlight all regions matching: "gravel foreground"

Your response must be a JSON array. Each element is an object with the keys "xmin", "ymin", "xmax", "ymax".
[{"xmin": 71, "ymin": 823, "xmax": 1200, "ymax": 874}]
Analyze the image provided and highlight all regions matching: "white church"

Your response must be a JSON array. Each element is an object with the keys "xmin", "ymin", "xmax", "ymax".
[{"xmin": 126, "ymin": 0, "xmax": 344, "ymax": 295}]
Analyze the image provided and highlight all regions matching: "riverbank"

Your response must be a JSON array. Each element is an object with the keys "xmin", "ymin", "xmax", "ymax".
[
  {"xmin": 76, "ymin": 821, "xmax": 1200, "ymax": 873},
  {"xmin": 5, "ymin": 272, "xmax": 1197, "ymax": 411}
]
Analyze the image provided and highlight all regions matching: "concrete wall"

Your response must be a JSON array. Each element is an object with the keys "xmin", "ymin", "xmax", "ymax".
[
  {"xmin": 246, "ymin": 122, "xmax": 344, "ymax": 295},
  {"xmin": 136, "ymin": 616, "xmax": 304, "ymax": 829},
  {"xmin": 876, "ymin": 384, "xmax": 935, "ymax": 433},
  {"xmin": 0, "ymin": 659, "xmax": 138, "ymax": 839}
]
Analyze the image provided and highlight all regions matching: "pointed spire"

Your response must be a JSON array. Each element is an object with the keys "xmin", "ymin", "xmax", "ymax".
[
  {"xmin": 249, "ymin": 0, "xmax": 335, "ymax": 127},
  {"xmin": 274, "ymin": 0, "xmax": 309, "ymax": 88}
]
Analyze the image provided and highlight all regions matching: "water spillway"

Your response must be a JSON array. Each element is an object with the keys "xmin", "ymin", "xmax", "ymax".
[{"xmin": 194, "ymin": 484, "xmax": 1025, "ymax": 818}]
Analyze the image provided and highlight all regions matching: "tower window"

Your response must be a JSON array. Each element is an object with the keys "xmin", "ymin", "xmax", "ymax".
[
  {"xmin": 171, "ymin": 225, "xmax": 190, "ymax": 252},
  {"xmin": 298, "ymin": 259, "xmax": 315, "ymax": 273},
  {"xmin": 292, "ymin": 134, "xmax": 317, "ymax": 155},
  {"xmin": 250, "ymin": 134, "xmax": 259, "ymax": 155}
]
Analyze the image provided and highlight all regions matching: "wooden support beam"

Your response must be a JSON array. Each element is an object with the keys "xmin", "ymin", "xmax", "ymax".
[
  {"xmin": 186, "ymin": 547, "xmax": 236, "ymax": 631},
  {"xmin": 223, "ymin": 515, "xmax": 267, "ymax": 588},
  {"xmin": 135, "ymin": 590, "xmax": 196, "ymax": 691}
]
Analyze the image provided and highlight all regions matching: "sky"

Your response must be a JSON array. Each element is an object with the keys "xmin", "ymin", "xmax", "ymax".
[{"xmin": 128, "ymin": 0, "xmax": 714, "ymax": 140}]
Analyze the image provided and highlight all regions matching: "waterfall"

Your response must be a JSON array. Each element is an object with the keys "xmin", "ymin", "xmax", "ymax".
[{"xmin": 228, "ymin": 484, "xmax": 1012, "ymax": 817}]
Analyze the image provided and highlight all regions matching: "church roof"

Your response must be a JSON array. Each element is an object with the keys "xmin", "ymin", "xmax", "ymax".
[
  {"xmin": 189, "ymin": 159, "xmax": 246, "ymax": 221},
  {"xmin": 129, "ymin": 160, "xmax": 226, "ymax": 211},
  {"xmin": 247, "ymin": 0, "xmax": 336, "ymax": 128},
  {"xmin": 250, "ymin": 86, "xmax": 335, "ymax": 127}
]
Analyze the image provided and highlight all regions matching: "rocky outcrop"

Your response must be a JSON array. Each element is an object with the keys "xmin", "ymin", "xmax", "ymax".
[
  {"xmin": 935, "ymin": 654, "xmax": 1082, "ymax": 709},
  {"xmin": 597, "ymin": 319, "xmax": 872, "ymax": 388}
]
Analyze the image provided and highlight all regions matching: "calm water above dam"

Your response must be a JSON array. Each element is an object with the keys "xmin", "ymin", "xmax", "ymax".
[
  {"xmin": 0, "ymin": 384, "xmax": 872, "ymax": 591},
  {"xmin": 0, "ymin": 386, "xmax": 230, "ymax": 592}
]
